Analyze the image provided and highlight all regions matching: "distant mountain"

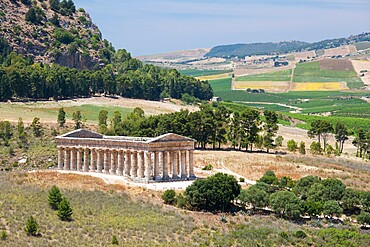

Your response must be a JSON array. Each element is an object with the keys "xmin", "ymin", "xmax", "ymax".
[
  {"xmin": 205, "ymin": 33, "xmax": 370, "ymax": 58},
  {"xmin": 0, "ymin": 0, "xmax": 108, "ymax": 69}
]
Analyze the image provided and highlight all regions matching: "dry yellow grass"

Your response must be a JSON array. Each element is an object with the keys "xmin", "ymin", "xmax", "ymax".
[
  {"xmin": 233, "ymin": 81, "xmax": 289, "ymax": 92},
  {"xmin": 293, "ymin": 82, "xmax": 348, "ymax": 91},
  {"xmin": 196, "ymin": 73, "xmax": 231, "ymax": 80}
]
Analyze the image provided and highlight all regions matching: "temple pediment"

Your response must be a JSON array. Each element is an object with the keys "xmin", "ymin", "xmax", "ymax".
[
  {"xmin": 58, "ymin": 129, "xmax": 103, "ymax": 139},
  {"xmin": 147, "ymin": 133, "xmax": 195, "ymax": 143}
]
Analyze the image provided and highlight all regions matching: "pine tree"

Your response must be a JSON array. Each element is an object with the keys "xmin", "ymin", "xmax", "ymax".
[
  {"xmin": 57, "ymin": 197, "xmax": 73, "ymax": 221},
  {"xmin": 25, "ymin": 216, "xmax": 39, "ymax": 236},
  {"xmin": 25, "ymin": 8, "xmax": 37, "ymax": 24},
  {"xmin": 48, "ymin": 185, "xmax": 63, "ymax": 210},
  {"xmin": 57, "ymin": 107, "xmax": 66, "ymax": 127},
  {"xmin": 72, "ymin": 111, "xmax": 83, "ymax": 129},
  {"xmin": 31, "ymin": 117, "xmax": 43, "ymax": 137}
]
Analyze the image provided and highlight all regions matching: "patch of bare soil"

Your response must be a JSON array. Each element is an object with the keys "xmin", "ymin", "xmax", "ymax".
[{"xmin": 319, "ymin": 58, "xmax": 354, "ymax": 71}]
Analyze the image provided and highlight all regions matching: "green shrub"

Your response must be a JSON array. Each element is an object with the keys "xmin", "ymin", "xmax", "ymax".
[
  {"xmin": 294, "ymin": 230, "xmax": 307, "ymax": 239},
  {"xmin": 287, "ymin": 139, "xmax": 298, "ymax": 152},
  {"xmin": 48, "ymin": 185, "xmax": 63, "ymax": 210},
  {"xmin": 258, "ymin": 170, "xmax": 278, "ymax": 185},
  {"xmin": 279, "ymin": 231, "xmax": 289, "ymax": 239},
  {"xmin": 176, "ymin": 193, "xmax": 187, "ymax": 208},
  {"xmin": 1, "ymin": 230, "xmax": 7, "ymax": 240},
  {"xmin": 275, "ymin": 135, "xmax": 284, "ymax": 147},
  {"xmin": 239, "ymin": 177, "xmax": 245, "ymax": 183},
  {"xmin": 202, "ymin": 164, "xmax": 213, "ymax": 170},
  {"xmin": 25, "ymin": 216, "xmax": 39, "ymax": 236},
  {"xmin": 299, "ymin": 141, "xmax": 306, "ymax": 154},
  {"xmin": 53, "ymin": 28, "xmax": 74, "ymax": 44},
  {"xmin": 161, "ymin": 189, "xmax": 176, "ymax": 205},
  {"xmin": 310, "ymin": 141, "xmax": 322, "ymax": 155},
  {"xmin": 57, "ymin": 197, "xmax": 73, "ymax": 221},
  {"xmin": 357, "ymin": 211, "xmax": 370, "ymax": 226},
  {"xmin": 111, "ymin": 235, "xmax": 119, "ymax": 245}
]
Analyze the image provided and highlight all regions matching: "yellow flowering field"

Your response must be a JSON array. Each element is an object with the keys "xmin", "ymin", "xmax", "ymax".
[
  {"xmin": 233, "ymin": 81, "xmax": 290, "ymax": 92},
  {"xmin": 293, "ymin": 82, "xmax": 348, "ymax": 91}
]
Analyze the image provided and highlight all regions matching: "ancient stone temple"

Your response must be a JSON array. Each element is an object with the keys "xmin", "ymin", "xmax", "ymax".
[{"xmin": 56, "ymin": 129, "xmax": 196, "ymax": 183}]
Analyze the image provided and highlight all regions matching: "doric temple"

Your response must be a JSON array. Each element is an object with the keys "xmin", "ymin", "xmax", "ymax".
[{"xmin": 56, "ymin": 129, "xmax": 196, "ymax": 183}]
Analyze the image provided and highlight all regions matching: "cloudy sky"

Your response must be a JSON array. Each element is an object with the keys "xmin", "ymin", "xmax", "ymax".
[{"xmin": 73, "ymin": 0, "xmax": 370, "ymax": 56}]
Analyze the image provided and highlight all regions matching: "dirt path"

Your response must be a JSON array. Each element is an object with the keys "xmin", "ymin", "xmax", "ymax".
[{"xmin": 234, "ymin": 101, "xmax": 302, "ymax": 113}]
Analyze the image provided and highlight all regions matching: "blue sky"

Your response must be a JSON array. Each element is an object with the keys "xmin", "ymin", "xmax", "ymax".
[{"xmin": 73, "ymin": 0, "xmax": 370, "ymax": 56}]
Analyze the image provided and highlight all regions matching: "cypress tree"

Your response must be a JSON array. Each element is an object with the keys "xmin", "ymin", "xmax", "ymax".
[{"xmin": 57, "ymin": 107, "xmax": 66, "ymax": 127}]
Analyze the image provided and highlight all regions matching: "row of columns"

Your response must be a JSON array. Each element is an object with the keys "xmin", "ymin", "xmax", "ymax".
[{"xmin": 57, "ymin": 147, "xmax": 195, "ymax": 182}]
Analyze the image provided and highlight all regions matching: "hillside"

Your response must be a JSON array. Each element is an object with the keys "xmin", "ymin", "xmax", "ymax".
[
  {"xmin": 0, "ymin": 0, "xmax": 108, "ymax": 69},
  {"xmin": 205, "ymin": 33, "xmax": 370, "ymax": 58}
]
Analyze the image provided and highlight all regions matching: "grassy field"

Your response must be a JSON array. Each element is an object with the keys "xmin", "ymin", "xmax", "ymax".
[
  {"xmin": 208, "ymin": 77, "xmax": 232, "ymax": 92},
  {"xmin": 236, "ymin": 69, "xmax": 292, "ymax": 82},
  {"xmin": 180, "ymin": 69, "xmax": 232, "ymax": 77},
  {"xmin": 0, "ymin": 103, "xmax": 132, "ymax": 124},
  {"xmin": 1, "ymin": 171, "xmax": 369, "ymax": 246},
  {"xmin": 293, "ymin": 61, "xmax": 364, "ymax": 89},
  {"xmin": 354, "ymin": 41, "xmax": 370, "ymax": 51}
]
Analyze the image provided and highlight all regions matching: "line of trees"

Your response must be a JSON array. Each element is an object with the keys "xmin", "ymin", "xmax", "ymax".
[
  {"xmin": 98, "ymin": 104, "xmax": 279, "ymax": 152},
  {"xmin": 162, "ymin": 172, "xmax": 370, "ymax": 227},
  {"xmin": 0, "ymin": 40, "xmax": 213, "ymax": 102}
]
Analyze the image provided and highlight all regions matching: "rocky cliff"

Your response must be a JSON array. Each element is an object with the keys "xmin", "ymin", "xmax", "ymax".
[{"xmin": 0, "ymin": 0, "xmax": 109, "ymax": 69}]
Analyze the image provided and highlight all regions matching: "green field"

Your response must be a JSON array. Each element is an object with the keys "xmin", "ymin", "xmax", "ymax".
[
  {"xmin": 0, "ymin": 104, "xmax": 132, "ymax": 124},
  {"xmin": 354, "ymin": 42, "xmax": 370, "ymax": 51},
  {"xmin": 293, "ymin": 62, "xmax": 364, "ymax": 89},
  {"xmin": 209, "ymin": 77, "xmax": 232, "ymax": 91},
  {"xmin": 180, "ymin": 69, "xmax": 232, "ymax": 77},
  {"xmin": 236, "ymin": 69, "xmax": 292, "ymax": 82}
]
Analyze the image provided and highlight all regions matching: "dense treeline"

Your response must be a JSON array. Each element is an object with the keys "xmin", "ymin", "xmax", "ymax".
[
  {"xmin": 97, "ymin": 104, "xmax": 279, "ymax": 151},
  {"xmin": 206, "ymin": 33, "xmax": 370, "ymax": 58},
  {"xmin": 0, "ymin": 40, "xmax": 213, "ymax": 101},
  {"xmin": 162, "ymin": 172, "xmax": 370, "ymax": 227}
]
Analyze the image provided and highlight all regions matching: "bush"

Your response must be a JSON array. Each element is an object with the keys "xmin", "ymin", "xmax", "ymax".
[
  {"xmin": 275, "ymin": 135, "xmax": 284, "ymax": 147},
  {"xmin": 299, "ymin": 141, "xmax": 306, "ymax": 154},
  {"xmin": 176, "ymin": 193, "xmax": 187, "ymax": 208},
  {"xmin": 48, "ymin": 185, "xmax": 63, "ymax": 210},
  {"xmin": 239, "ymin": 177, "xmax": 245, "ymax": 183},
  {"xmin": 57, "ymin": 197, "xmax": 73, "ymax": 221},
  {"xmin": 161, "ymin": 189, "xmax": 176, "ymax": 205},
  {"xmin": 310, "ymin": 141, "xmax": 322, "ymax": 155},
  {"xmin": 53, "ymin": 28, "xmax": 74, "ymax": 44},
  {"xmin": 202, "ymin": 164, "xmax": 213, "ymax": 170},
  {"xmin": 258, "ymin": 170, "xmax": 278, "ymax": 185},
  {"xmin": 357, "ymin": 211, "xmax": 370, "ymax": 226},
  {"xmin": 237, "ymin": 186, "xmax": 269, "ymax": 209},
  {"xmin": 270, "ymin": 191, "xmax": 303, "ymax": 220},
  {"xmin": 111, "ymin": 235, "xmax": 119, "ymax": 245},
  {"xmin": 294, "ymin": 230, "xmax": 307, "ymax": 239},
  {"xmin": 1, "ymin": 230, "xmax": 7, "ymax": 240},
  {"xmin": 287, "ymin": 139, "xmax": 298, "ymax": 152},
  {"xmin": 279, "ymin": 231, "xmax": 289, "ymax": 240},
  {"xmin": 323, "ymin": 200, "xmax": 343, "ymax": 218},
  {"xmin": 185, "ymin": 173, "xmax": 241, "ymax": 212},
  {"xmin": 25, "ymin": 216, "xmax": 39, "ymax": 236}
]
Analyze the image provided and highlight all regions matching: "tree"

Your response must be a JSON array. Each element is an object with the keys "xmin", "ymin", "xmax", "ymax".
[
  {"xmin": 50, "ymin": 0, "xmax": 60, "ymax": 11},
  {"xmin": 110, "ymin": 111, "xmax": 122, "ymax": 134},
  {"xmin": 31, "ymin": 117, "xmax": 43, "ymax": 137},
  {"xmin": 25, "ymin": 216, "xmax": 39, "ymax": 236},
  {"xmin": 239, "ymin": 109, "xmax": 260, "ymax": 152},
  {"xmin": 98, "ymin": 110, "xmax": 108, "ymax": 133},
  {"xmin": 258, "ymin": 170, "xmax": 279, "ymax": 185},
  {"xmin": 360, "ymin": 191, "xmax": 370, "ymax": 211},
  {"xmin": 25, "ymin": 8, "xmax": 37, "ymax": 24},
  {"xmin": 72, "ymin": 111, "xmax": 82, "ymax": 129},
  {"xmin": 334, "ymin": 122, "xmax": 348, "ymax": 154},
  {"xmin": 161, "ymin": 189, "xmax": 176, "ymax": 205},
  {"xmin": 263, "ymin": 110, "xmax": 278, "ymax": 153},
  {"xmin": 270, "ymin": 191, "xmax": 303, "ymax": 220},
  {"xmin": 341, "ymin": 188, "xmax": 360, "ymax": 211},
  {"xmin": 321, "ymin": 178, "xmax": 346, "ymax": 201},
  {"xmin": 287, "ymin": 139, "xmax": 298, "ymax": 152},
  {"xmin": 48, "ymin": 185, "xmax": 63, "ymax": 210},
  {"xmin": 275, "ymin": 135, "xmax": 284, "ymax": 147},
  {"xmin": 308, "ymin": 120, "xmax": 333, "ymax": 151},
  {"xmin": 322, "ymin": 200, "xmax": 343, "ymax": 218},
  {"xmin": 0, "ymin": 121, "xmax": 13, "ymax": 146},
  {"xmin": 357, "ymin": 211, "xmax": 370, "ymax": 226},
  {"xmin": 310, "ymin": 141, "xmax": 322, "ymax": 155},
  {"xmin": 57, "ymin": 197, "xmax": 73, "ymax": 221},
  {"xmin": 299, "ymin": 141, "xmax": 306, "ymax": 155},
  {"xmin": 50, "ymin": 13, "xmax": 60, "ymax": 26},
  {"xmin": 57, "ymin": 107, "xmax": 66, "ymax": 127},
  {"xmin": 237, "ymin": 186, "xmax": 269, "ymax": 209},
  {"xmin": 293, "ymin": 176, "xmax": 321, "ymax": 200},
  {"xmin": 185, "ymin": 173, "xmax": 241, "ymax": 212}
]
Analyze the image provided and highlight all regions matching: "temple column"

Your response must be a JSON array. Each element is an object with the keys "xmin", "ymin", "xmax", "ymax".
[
  {"xmin": 117, "ymin": 150, "xmax": 124, "ymax": 176},
  {"xmin": 188, "ymin": 150, "xmax": 195, "ymax": 179},
  {"xmin": 138, "ymin": 151, "xmax": 145, "ymax": 178},
  {"xmin": 64, "ymin": 148, "xmax": 70, "ymax": 170},
  {"xmin": 172, "ymin": 151, "xmax": 179, "ymax": 179},
  {"xmin": 77, "ymin": 148, "xmax": 83, "ymax": 171},
  {"xmin": 110, "ymin": 149, "xmax": 117, "ymax": 175},
  {"xmin": 144, "ymin": 151, "xmax": 152, "ymax": 183},
  {"xmin": 180, "ymin": 150, "xmax": 187, "ymax": 179},
  {"xmin": 58, "ymin": 146, "xmax": 64, "ymax": 170},
  {"xmin": 124, "ymin": 150, "xmax": 131, "ymax": 177},
  {"xmin": 103, "ymin": 149, "xmax": 110, "ymax": 174},
  {"xmin": 83, "ymin": 148, "xmax": 89, "ymax": 172},
  {"xmin": 90, "ymin": 148, "xmax": 97, "ymax": 172},
  {"xmin": 130, "ymin": 151, "xmax": 138, "ymax": 178},
  {"xmin": 162, "ymin": 151, "xmax": 169, "ymax": 180},
  {"xmin": 71, "ymin": 148, "xmax": 77, "ymax": 170},
  {"xmin": 154, "ymin": 151, "xmax": 160, "ymax": 180},
  {"xmin": 97, "ymin": 149, "xmax": 103, "ymax": 173}
]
